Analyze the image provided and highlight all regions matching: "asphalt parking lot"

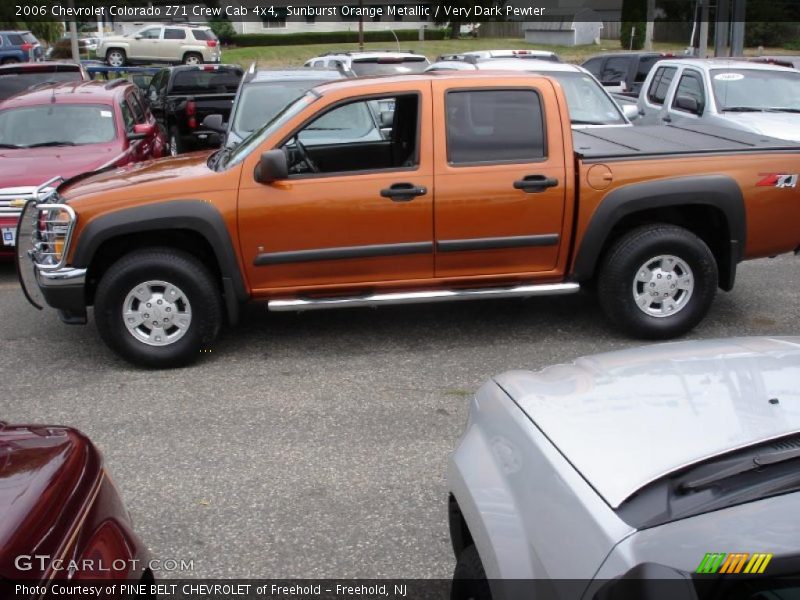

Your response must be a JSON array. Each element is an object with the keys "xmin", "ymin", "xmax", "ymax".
[{"xmin": 1, "ymin": 254, "xmax": 798, "ymax": 579}]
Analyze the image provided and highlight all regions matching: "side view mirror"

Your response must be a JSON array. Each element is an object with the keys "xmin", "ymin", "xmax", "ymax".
[
  {"xmin": 129, "ymin": 122, "xmax": 155, "ymax": 140},
  {"xmin": 675, "ymin": 94, "xmax": 701, "ymax": 115},
  {"xmin": 593, "ymin": 563, "xmax": 699, "ymax": 600},
  {"xmin": 622, "ymin": 104, "xmax": 640, "ymax": 121},
  {"xmin": 133, "ymin": 35, "xmax": 143, "ymax": 40},
  {"xmin": 254, "ymin": 149, "xmax": 288, "ymax": 184},
  {"xmin": 379, "ymin": 110, "xmax": 394, "ymax": 128},
  {"xmin": 201, "ymin": 114, "xmax": 226, "ymax": 132}
]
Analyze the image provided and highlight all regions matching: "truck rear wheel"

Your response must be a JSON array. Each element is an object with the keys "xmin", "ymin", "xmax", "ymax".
[
  {"xmin": 94, "ymin": 248, "xmax": 222, "ymax": 368},
  {"xmin": 598, "ymin": 225, "xmax": 718, "ymax": 339}
]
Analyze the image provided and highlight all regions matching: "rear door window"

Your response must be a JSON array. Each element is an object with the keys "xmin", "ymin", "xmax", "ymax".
[
  {"xmin": 446, "ymin": 89, "xmax": 545, "ymax": 165},
  {"xmin": 647, "ymin": 66, "xmax": 677, "ymax": 105},
  {"xmin": 164, "ymin": 28, "xmax": 186, "ymax": 40}
]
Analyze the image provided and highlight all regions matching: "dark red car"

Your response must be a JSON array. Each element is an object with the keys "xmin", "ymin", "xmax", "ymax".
[
  {"xmin": 0, "ymin": 79, "xmax": 166, "ymax": 258},
  {"xmin": 0, "ymin": 422, "xmax": 153, "ymax": 593}
]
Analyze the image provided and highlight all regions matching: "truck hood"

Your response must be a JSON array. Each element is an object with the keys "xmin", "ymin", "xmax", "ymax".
[
  {"xmin": 0, "ymin": 422, "xmax": 103, "ymax": 580},
  {"xmin": 494, "ymin": 337, "xmax": 800, "ymax": 509},
  {"xmin": 61, "ymin": 151, "xmax": 233, "ymax": 204},
  {"xmin": 0, "ymin": 145, "xmax": 120, "ymax": 189},
  {"xmin": 726, "ymin": 112, "xmax": 800, "ymax": 142}
]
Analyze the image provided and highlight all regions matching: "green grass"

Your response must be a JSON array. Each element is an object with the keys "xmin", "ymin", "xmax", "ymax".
[{"xmin": 221, "ymin": 38, "xmax": 688, "ymax": 68}]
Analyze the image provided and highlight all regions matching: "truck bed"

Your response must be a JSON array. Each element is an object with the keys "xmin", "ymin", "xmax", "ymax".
[{"xmin": 573, "ymin": 123, "xmax": 800, "ymax": 160}]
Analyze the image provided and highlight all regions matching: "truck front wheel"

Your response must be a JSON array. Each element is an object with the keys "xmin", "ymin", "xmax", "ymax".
[
  {"xmin": 94, "ymin": 248, "xmax": 222, "ymax": 368},
  {"xmin": 598, "ymin": 225, "xmax": 718, "ymax": 339}
]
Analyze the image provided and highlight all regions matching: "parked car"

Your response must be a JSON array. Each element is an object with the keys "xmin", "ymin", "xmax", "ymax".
[
  {"xmin": 582, "ymin": 51, "xmax": 683, "ymax": 97},
  {"xmin": 0, "ymin": 30, "xmax": 43, "ymax": 64},
  {"xmin": 14, "ymin": 72, "xmax": 800, "ymax": 367},
  {"xmin": 437, "ymin": 49, "xmax": 560, "ymax": 62},
  {"xmin": 425, "ymin": 57, "xmax": 636, "ymax": 126},
  {"xmin": 0, "ymin": 420, "xmax": 154, "ymax": 588},
  {"xmin": 303, "ymin": 50, "xmax": 429, "ymax": 75},
  {"xmin": 448, "ymin": 337, "xmax": 800, "ymax": 599},
  {"xmin": 635, "ymin": 59, "xmax": 800, "ymax": 142},
  {"xmin": 0, "ymin": 61, "xmax": 88, "ymax": 102},
  {"xmin": 0, "ymin": 79, "xmax": 165, "ymax": 258},
  {"xmin": 97, "ymin": 24, "xmax": 221, "ymax": 67},
  {"xmin": 146, "ymin": 64, "xmax": 243, "ymax": 155},
  {"xmin": 204, "ymin": 65, "xmax": 347, "ymax": 148}
]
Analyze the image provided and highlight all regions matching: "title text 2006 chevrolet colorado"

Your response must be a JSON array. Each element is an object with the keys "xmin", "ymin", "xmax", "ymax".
[{"xmin": 16, "ymin": 72, "xmax": 800, "ymax": 367}]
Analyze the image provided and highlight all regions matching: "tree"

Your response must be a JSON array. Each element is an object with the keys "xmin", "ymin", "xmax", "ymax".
[
  {"xmin": 208, "ymin": 18, "xmax": 235, "ymax": 45},
  {"xmin": 620, "ymin": 0, "xmax": 647, "ymax": 50},
  {"xmin": 29, "ymin": 21, "xmax": 64, "ymax": 44}
]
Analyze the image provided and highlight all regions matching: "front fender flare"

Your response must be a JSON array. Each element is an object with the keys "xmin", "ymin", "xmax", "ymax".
[{"xmin": 71, "ymin": 199, "xmax": 247, "ymax": 323}]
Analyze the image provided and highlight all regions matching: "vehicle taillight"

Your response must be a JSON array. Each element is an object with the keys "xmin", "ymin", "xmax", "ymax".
[
  {"xmin": 21, "ymin": 43, "xmax": 33, "ymax": 52},
  {"xmin": 186, "ymin": 99, "xmax": 196, "ymax": 129},
  {"xmin": 206, "ymin": 40, "xmax": 217, "ymax": 47}
]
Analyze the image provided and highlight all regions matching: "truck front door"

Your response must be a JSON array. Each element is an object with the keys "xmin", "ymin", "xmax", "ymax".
[
  {"xmin": 431, "ymin": 78, "xmax": 568, "ymax": 278},
  {"xmin": 238, "ymin": 81, "xmax": 434, "ymax": 292}
]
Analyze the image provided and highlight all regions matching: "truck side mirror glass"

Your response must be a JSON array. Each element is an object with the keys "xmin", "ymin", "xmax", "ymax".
[
  {"xmin": 675, "ymin": 95, "xmax": 700, "ymax": 115},
  {"xmin": 254, "ymin": 150, "xmax": 288, "ymax": 184},
  {"xmin": 379, "ymin": 110, "xmax": 394, "ymax": 128}
]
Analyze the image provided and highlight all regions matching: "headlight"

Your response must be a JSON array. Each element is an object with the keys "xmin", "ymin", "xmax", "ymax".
[{"xmin": 33, "ymin": 204, "xmax": 75, "ymax": 268}]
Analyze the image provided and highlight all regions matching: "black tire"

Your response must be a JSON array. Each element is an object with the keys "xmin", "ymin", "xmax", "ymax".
[
  {"xmin": 451, "ymin": 545, "xmax": 492, "ymax": 600},
  {"xmin": 598, "ymin": 224, "xmax": 718, "ymax": 339},
  {"xmin": 168, "ymin": 126, "xmax": 183, "ymax": 156},
  {"xmin": 94, "ymin": 248, "xmax": 222, "ymax": 368},
  {"xmin": 1, "ymin": 57, "xmax": 20, "ymax": 65},
  {"xmin": 105, "ymin": 48, "xmax": 126, "ymax": 67},
  {"xmin": 182, "ymin": 52, "xmax": 203, "ymax": 65}
]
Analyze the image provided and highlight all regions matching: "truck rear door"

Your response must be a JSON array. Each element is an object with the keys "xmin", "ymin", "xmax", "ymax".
[{"xmin": 431, "ymin": 77, "xmax": 568, "ymax": 278}]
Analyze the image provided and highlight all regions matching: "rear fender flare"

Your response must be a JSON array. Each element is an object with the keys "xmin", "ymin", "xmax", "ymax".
[{"xmin": 571, "ymin": 175, "xmax": 746, "ymax": 290}]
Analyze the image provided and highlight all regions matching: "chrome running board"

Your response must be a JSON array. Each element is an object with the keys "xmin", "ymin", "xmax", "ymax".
[{"xmin": 268, "ymin": 282, "xmax": 580, "ymax": 312}]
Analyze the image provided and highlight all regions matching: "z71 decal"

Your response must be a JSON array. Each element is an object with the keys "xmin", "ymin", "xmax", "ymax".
[{"xmin": 756, "ymin": 173, "xmax": 798, "ymax": 188}]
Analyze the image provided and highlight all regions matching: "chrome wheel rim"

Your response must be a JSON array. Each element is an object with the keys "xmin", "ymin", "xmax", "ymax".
[
  {"xmin": 122, "ymin": 280, "xmax": 192, "ymax": 346},
  {"xmin": 632, "ymin": 254, "xmax": 694, "ymax": 318},
  {"xmin": 184, "ymin": 55, "xmax": 200, "ymax": 65},
  {"xmin": 108, "ymin": 51, "xmax": 123, "ymax": 66}
]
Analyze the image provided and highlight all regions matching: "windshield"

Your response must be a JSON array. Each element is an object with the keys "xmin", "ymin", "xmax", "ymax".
[
  {"xmin": 711, "ymin": 69, "xmax": 800, "ymax": 112},
  {"xmin": 546, "ymin": 71, "xmax": 626, "ymax": 125},
  {"xmin": 220, "ymin": 92, "xmax": 317, "ymax": 169},
  {"xmin": 233, "ymin": 80, "xmax": 327, "ymax": 138},
  {"xmin": 0, "ymin": 71, "xmax": 83, "ymax": 102},
  {"xmin": 350, "ymin": 58, "xmax": 428, "ymax": 76},
  {"xmin": 0, "ymin": 104, "xmax": 116, "ymax": 147}
]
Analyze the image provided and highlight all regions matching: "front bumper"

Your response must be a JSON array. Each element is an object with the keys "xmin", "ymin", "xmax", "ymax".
[{"xmin": 37, "ymin": 267, "xmax": 88, "ymax": 322}]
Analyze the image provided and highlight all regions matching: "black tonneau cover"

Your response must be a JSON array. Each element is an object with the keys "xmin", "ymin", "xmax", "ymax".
[{"xmin": 573, "ymin": 123, "xmax": 800, "ymax": 160}]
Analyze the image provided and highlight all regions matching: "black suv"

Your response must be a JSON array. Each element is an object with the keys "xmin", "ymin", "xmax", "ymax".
[{"xmin": 581, "ymin": 52, "xmax": 684, "ymax": 97}]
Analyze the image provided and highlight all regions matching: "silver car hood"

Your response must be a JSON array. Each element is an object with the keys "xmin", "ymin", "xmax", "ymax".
[
  {"xmin": 494, "ymin": 337, "xmax": 800, "ymax": 508},
  {"xmin": 725, "ymin": 112, "xmax": 800, "ymax": 142}
]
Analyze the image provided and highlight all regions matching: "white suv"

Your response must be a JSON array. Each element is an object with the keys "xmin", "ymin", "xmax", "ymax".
[
  {"xmin": 303, "ymin": 51, "xmax": 429, "ymax": 76},
  {"xmin": 98, "ymin": 25, "xmax": 221, "ymax": 67}
]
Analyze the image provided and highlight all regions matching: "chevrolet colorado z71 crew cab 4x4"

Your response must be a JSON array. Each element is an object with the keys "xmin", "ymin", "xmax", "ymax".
[{"xmin": 16, "ymin": 72, "xmax": 800, "ymax": 367}]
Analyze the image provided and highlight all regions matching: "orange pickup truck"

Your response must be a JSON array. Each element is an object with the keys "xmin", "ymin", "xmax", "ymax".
[{"xmin": 17, "ymin": 72, "xmax": 800, "ymax": 367}]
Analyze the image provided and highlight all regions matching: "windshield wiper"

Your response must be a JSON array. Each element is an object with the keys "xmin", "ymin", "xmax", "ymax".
[
  {"xmin": 721, "ymin": 106, "xmax": 764, "ymax": 112},
  {"xmin": 25, "ymin": 141, "xmax": 77, "ymax": 147},
  {"xmin": 681, "ymin": 445, "xmax": 800, "ymax": 492},
  {"xmin": 0, "ymin": 143, "xmax": 22, "ymax": 149},
  {"xmin": 765, "ymin": 107, "xmax": 800, "ymax": 113}
]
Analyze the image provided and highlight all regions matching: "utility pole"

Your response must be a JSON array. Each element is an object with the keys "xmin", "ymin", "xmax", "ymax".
[
  {"xmin": 358, "ymin": 0, "xmax": 364, "ymax": 51},
  {"xmin": 644, "ymin": 0, "xmax": 655, "ymax": 52},
  {"xmin": 67, "ymin": 0, "xmax": 80, "ymax": 63}
]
